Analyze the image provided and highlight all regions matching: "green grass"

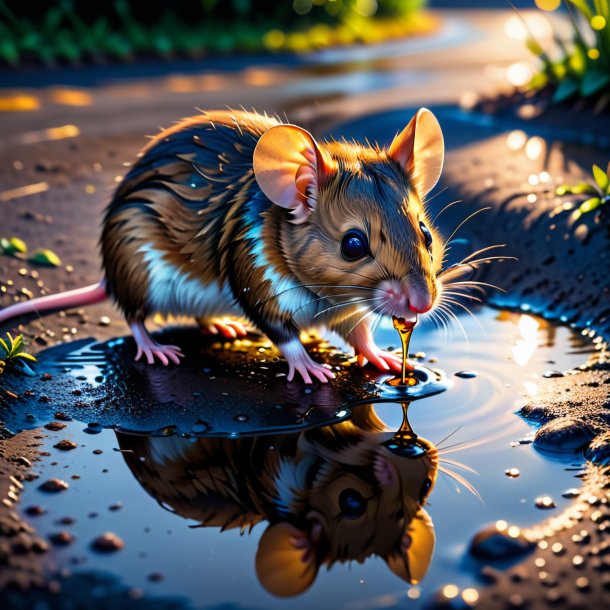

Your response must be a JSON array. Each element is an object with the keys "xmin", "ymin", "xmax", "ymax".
[
  {"xmin": 525, "ymin": 1, "xmax": 610, "ymax": 108},
  {"xmin": 557, "ymin": 162, "xmax": 610, "ymax": 219},
  {"xmin": 0, "ymin": 0, "xmax": 428, "ymax": 67},
  {"xmin": 0, "ymin": 332, "xmax": 37, "ymax": 376}
]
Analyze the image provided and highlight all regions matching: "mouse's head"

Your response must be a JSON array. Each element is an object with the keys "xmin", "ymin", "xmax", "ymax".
[{"xmin": 253, "ymin": 109, "xmax": 444, "ymax": 317}]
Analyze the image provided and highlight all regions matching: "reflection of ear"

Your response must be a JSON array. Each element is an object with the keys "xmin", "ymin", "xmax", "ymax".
[
  {"xmin": 384, "ymin": 509, "xmax": 435, "ymax": 585},
  {"xmin": 387, "ymin": 108, "xmax": 444, "ymax": 199},
  {"xmin": 253, "ymin": 125, "xmax": 335, "ymax": 223},
  {"xmin": 255, "ymin": 522, "xmax": 320, "ymax": 597}
]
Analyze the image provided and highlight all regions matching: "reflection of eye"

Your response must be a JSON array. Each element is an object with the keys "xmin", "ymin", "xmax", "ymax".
[
  {"xmin": 339, "ymin": 488, "xmax": 367, "ymax": 519},
  {"xmin": 419, "ymin": 478, "xmax": 432, "ymax": 503},
  {"xmin": 419, "ymin": 222, "xmax": 433, "ymax": 251},
  {"xmin": 341, "ymin": 230, "xmax": 369, "ymax": 261}
]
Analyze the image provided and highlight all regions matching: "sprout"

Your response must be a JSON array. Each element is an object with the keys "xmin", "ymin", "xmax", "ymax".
[
  {"xmin": 0, "ymin": 332, "xmax": 37, "ymax": 376},
  {"xmin": 556, "ymin": 162, "xmax": 610, "ymax": 216}
]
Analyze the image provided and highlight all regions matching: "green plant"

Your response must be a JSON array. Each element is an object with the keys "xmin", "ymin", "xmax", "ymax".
[
  {"xmin": 0, "ymin": 332, "xmax": 37, "ymax": 375},
  {"xmin": 525, "ymin": 1, "xmax": 610, "ymax": 107},
  {"xmin": 557, "ymin": 162, "xmax": 610, "ymax": 219},
  {"xmin": 0, "ymin": 0, "xmax": 430, "ymax": 66}
]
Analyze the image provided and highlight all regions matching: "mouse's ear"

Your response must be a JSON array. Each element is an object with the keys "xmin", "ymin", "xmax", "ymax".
[
  {"xmin": 388, "ymin": 108, "xmax": 444, "ymax": 199},
  {"xmin": 383, "ymin": 509, "xmax": 435, "ymax": 585},
  {"xmin": 253, "ymin": 124, "xmax": 335, "ymax": 223},
  {"xmin": 255, "ymin": 522, "xmax": 320, "ymax": 597}
]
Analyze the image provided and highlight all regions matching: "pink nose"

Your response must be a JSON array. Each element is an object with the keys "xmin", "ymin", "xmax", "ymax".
[{"xmin": 408, "ymin": 293, "xmax": 432, "ymax": 313}]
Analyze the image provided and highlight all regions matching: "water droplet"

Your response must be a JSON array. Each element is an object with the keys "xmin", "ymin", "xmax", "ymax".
[
  {"xmin": 84, "ymin": 423, "xmax": 102, "ymax": 434},
  {"xmin": 455, "ymin": 370, "xmax": 478, "ymax": 379},
  {"xmin": 234, "ymin": 414, "xmax": 248, "ymax": 422}
]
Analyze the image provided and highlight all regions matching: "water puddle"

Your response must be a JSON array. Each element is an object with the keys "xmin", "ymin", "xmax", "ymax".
[{"xmin": 8, "ymin": 307, "xmax": 596, "ymax": 608}]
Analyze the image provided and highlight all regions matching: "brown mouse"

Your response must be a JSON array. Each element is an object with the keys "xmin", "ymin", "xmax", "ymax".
[{"xmin": 0, "ymin": 108, "xmax": 445, "ymax": 383}]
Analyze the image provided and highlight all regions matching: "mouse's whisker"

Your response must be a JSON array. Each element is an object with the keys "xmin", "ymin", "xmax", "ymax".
[
  {"xmin": 313, "ymin": 296, "xmax": 382, "ymax": 319},
  {"xmin": 438, "ymin": 464, "xmax": 482, "ymax": 501},
  {"xmin": 441, "ymin": 290, "xmax": 483, "ymax": 303},
  {"xmin": 436, "ymin": 302, "xmax": 470, "ymax": 349},
  {"xmin": 444, "ymin": 280, "xmax": 507, "ymax": 293},
  {"xmin": 289, "ymin": 292, "xmax": 377, "ymax": 320},
  {"xmin": 346, "ymin": 302, "xmax": 386, "ymax": 337},
  {"xmin": 444, "ymin": 207, "xmax": 491, "ymax": 246},
  {"xmin": 439, "ymin": 296, "xmax": 485, "ymax": 334},
  {"xmin": 430, "ymin": 199, "xmax": 463, "ymax": 225},
  {"xmin": 260, "ymin": 283, "xmax": 376, "ymax": 306},
  {"xmin": 458, "ymin": 243, "xmax": 508, "ymax": 264}
]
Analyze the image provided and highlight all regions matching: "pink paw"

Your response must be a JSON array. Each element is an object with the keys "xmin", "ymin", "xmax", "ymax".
[
  {"xmin": 356, "ymin": 346, "xmax": 402, "ymax": 372},
  {"xmin": 279, "ymin": 339, "xmax": 336, "ymax": 384},
  {"xmin": 200, "ymin": 318, "xmax": 248, "ymax": 339},
  {"xmin": 135, "ymin": 343, "xmax": 184, "ymax": 366}
]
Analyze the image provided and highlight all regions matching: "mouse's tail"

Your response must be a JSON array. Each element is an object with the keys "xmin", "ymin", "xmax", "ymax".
[{"xmin": 0, "ymin": 281, "xmax": 108, "ymax": 325}]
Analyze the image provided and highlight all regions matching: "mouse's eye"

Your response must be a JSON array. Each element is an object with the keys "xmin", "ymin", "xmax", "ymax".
[
  {"xmin": 339, "ymin": 488, "xmax": 367, "ymax": 519},
  {"xmin": 419, "ymin": 222, "xmax": 433, "ymax": 251},
  {"xmin": 419, "ymin": 477, "xmax": 432, "ymax": 503},
  {"xmin": 341, "ymin": 230, "xmax": 369, "ymax": 261}
]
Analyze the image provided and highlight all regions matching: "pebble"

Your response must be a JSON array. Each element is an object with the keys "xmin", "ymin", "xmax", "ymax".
[
  {"xmin": 53, "ymin": 439, "xmax": 78, "ymax": 451},
  {"xmin": 533, "ymin": 417, "xmax": 594, "ymax": 453},
  {"xmin": 39, "ymin": 479, "xmax": 69, "ymax": 493},
  {"xmin": 469, "ymin": 523, "xmax": 535, "ymax": 559},
  {"xmin": 49, "ymin": 531, "xmax": 75, "ymax": 546},
  {"xmin": 98, "ymin": 316, "xmax": 111, "ymax": 327},
  {"xmin": 505, "ymin": 468, "xmax": 520, "ymax": 478},
  {"xmin": 542, "ymin": 370, "xmax": 564, "ymax": 378},
  {"xmin": 91, "ymin": 532, "xmax": 124, "ymax": 553},
  {"xmin": 455, "ymin": 370, "xmax": 478, "ymax": 379},
  {"xmin": 25, "ymin": 505, "xmax": 46, "ymax": 517},
  {"xmin": 535, "ymin": 496, "xmax": 556, "ymax": 509}
]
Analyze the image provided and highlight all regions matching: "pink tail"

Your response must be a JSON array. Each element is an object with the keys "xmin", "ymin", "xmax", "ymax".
[{"xmin": 0, "ymin": 281, "xmax": 108, "ymax": 325}]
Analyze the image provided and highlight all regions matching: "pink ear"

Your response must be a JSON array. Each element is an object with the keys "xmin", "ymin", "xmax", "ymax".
[
  {"xmin": 388, "ymin": 108, "xmax": 444, "ymax": 199},
  {"xmin": 253, "ymin": 124, "xmax": 334, "ymax": 223}
]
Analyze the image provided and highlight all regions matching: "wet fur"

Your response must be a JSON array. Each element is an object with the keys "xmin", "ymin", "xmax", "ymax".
[{"xmin": 101, "ymin": 110, "xmax": 443, "ymax": 345}]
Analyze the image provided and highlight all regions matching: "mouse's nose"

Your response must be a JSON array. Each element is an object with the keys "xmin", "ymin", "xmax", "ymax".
[{"xmin": 408, "ymin": 291, "xmax": 432, "ymax": 314}]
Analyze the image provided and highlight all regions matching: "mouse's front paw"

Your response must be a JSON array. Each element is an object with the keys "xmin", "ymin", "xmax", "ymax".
[
  {"xmin": 278, "ymin": 339, "xmax": 335, "ymax": 384},
  {"xmin": 356, "ymin": 344, "xmax": 402, "ymax": 372}
]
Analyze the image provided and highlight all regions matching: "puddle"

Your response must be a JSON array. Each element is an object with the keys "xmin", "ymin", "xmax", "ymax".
[{"xmin": 9, "ymin": 307, "xmax": 596, "ymax": 608}]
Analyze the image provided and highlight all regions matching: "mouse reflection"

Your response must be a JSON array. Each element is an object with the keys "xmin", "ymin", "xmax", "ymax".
[{"xmin": 115, "ymin": 402, "xmax": 438, "ymax": 597}]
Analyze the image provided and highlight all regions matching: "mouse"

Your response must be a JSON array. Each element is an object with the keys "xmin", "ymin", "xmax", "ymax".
[
  {"xmin": 0, "ymin": 108, "xmax": 445, "ymax": 383},
  {"xmin": 116, "ymin": 403, "xmax": 438, "ymax": 596}
]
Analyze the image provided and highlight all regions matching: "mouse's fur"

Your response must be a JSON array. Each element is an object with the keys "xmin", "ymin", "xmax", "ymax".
[
  {"xmin": 116, "ymin": 405, "xmax": 438, "ymax": 597},
  {"xmin": 0, "ymin": 109, "xmax": 446, "ymax": 383}
]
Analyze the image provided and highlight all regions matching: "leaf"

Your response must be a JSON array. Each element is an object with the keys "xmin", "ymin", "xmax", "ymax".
[
  {"xmin": 568, "ymin": 0, "xmax": 594, "ymax": 20},
  {"xmin": 580, "ymin": 197, "xmax": 602, "ymax": 213},
  {"xmin": 580, "ymin": 70, "xmax": 610, "ymax": 96},
  {"xmin": 29, "ymin": 248, "xmax": 62, "ymax": 267},
  {"xmin": 553, "ymin": 77, "xmax": 580, "ymax": 103},
  {"xmin": 14, "ymin": 352, "xmax": 37, "ymax": 362},
  {"xmin": 593, "ymin": 164, "xmax": 609, "ymax": 191},
  {"xmin": 570, "ymin": 182, "xmax": 599, "ymax": 194},
  {"xmin": 0, "ymin": 338, "xmax": 7, "ymax": 356},
  {"xmin": 0, "ymin": 236, "xmax": 27, "ymax": 255}
]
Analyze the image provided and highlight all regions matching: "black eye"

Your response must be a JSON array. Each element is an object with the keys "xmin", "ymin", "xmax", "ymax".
[
  {"xmin": 419, "ymin": 478, "xmax": 432, "ymax": 503},
  {"xmin": 339, "ymin": 488, "xmax": 367, "ymax": 519},
  {"xmin": 420, "ymin": 222, "xmax": 433, "ymax": 251},
  {"xmin": 341, "ymin": 230, "xmax": 369, "ymax": 261}
]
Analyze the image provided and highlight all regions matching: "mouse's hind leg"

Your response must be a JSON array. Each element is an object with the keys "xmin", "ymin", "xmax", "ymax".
[{"xmin": 130, "ymin": 321, "xmax": 184, "ymax": 366}]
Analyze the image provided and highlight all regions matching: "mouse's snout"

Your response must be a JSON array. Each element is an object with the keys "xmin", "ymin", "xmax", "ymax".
[{"xmin": 376, "ymin": 279, "xmax": 433, "ymax": 317}]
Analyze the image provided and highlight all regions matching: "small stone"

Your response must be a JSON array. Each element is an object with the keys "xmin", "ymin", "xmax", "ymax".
[
  {"xmin": 25, "ymin": 505, "xmax": 46, "ymax": 517},
  {"xmin": 54, "ymin": 439, "xmax": 77, "ymax": 451},
  {"xmin": 455, "ymin": 370, "xmax": 478, "ymax": 379},
  {"xmin": 575, "ymin": 576, "xmax": 590, "ymax": 590},
  {"xmin": 505, "ymin": 468, "xmax": 520, "ymax": 478},
  {"xmin": 562, "ymin": 488, "xmax": 580, "ymax": 498},
  {"xmin": 49, "ymin": 531, "xmax": 75, "ymax": 546},
  {"xmin": 54, "ymin": 412, "xmax": 71, "ymax": 421},
  {"xmin": 91, "ymin": 532, "xmax": 124, "ymax": 553},
  {"xmin": 535, "ymin": 496, "xmax": 556, "ymax": 509},
  {"xmin": 16, "ymin": 456, "xmax": 32, "ymax": 467},
  {"xmin": 534, "ymin": 417, "xmax": 594, "ymax": 453},
  {"xmin": 92, "ymin": 449, "xmax": 103, "ymax": 455},
  {"xmin": 39, "ymin": 479, "xmax": 69, "ymax": 493},
  {"xmin": 469, "ymin": 523, "xmax": 535, "ymax": 559},
  {"xmin": 98, "ymin": 316, "xmax": 111, "ymax": 327},
  {"xmin": 147, "ymin": 572, "xmax": 164, "ymax": 582},
  {"xmin": 542, "ymin": 370, "xmax": 564, "ymax": 378},
  {"xmin": 109, "ymin": 502, "xmax": 122, "ymax": 511}
]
